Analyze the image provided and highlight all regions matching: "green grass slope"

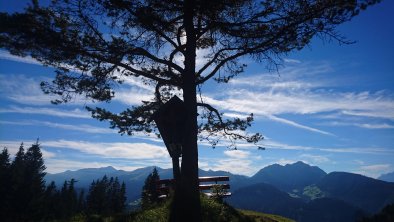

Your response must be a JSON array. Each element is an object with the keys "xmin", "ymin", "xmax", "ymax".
[
  {"xmin": 130, "ymin": 195, "xmax": 294, "ymax": 222},
  {"xmin": 60, "ymin": 195, "xmax": 294, "ymax": 222},
  {"xmin": 239, "ymin": 210, "xmax": 295, "ymax": 222}
]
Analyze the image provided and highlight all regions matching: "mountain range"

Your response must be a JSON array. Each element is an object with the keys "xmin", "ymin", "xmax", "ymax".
[{"xmin": 45, "ymin": 161, "xmax": 394, "ymax": 222}]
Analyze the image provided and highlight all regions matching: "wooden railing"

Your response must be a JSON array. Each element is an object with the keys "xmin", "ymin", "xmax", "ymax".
[{"xmin": 156, "ymin": 176, "xmax": 231, "ymax": 198}]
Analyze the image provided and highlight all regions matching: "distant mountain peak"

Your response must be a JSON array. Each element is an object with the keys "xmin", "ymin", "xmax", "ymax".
[
  {"xmin": 102, "ymin": 166, "xmax": 116, "ymax": 170},
  {"xmin": 251, "ymin": 160, "xmax": 327, "ymax": 192},
  {"xmin": 291, "ymin": 161, "xmax": 308, "ymax": 166}
]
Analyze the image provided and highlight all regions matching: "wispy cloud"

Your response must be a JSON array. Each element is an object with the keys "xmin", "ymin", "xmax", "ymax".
[
  {"xmin": 205, "ymin": 89, "xmax": 394, "ymax": 120},
  {"xmin": 200, "ymin": 157, "xmax": 256, "ymax": 176},
  {"xmin": 0, "ymin": 120, "xmax": 115, "ymax": 134},
  {"xmin": 114, "ymin": 88, "xmax": 154, "ymax": 105},
  {"xmin": 0, "ymin": 74, "xmax": 54, "ymax": 105},
  {"xmin": 323, "ymin": 121, "xmax": 394, "ymax": 129},
  {"xmin": 360, "ymin": 164, "xmax": 391, "ymax": 171},
  {"xmin": 0, "ymin": 70, "xmax": 155, "ymax": 107},
  {"xmin": 284, "ymin": 58, "xmax": 302, "ymax": 64},
  {"xmin": 1, "ymin": 139, "xmax": 169, "ymax": 160},
  {"xmin": 198, "ymin": 149, "xmax": 261, "ymax": 176},
  {"xmin": 0, "ymin": 140, "xmax": 56, "ymax": 159},
  {"xmin": 299, "ymin": 154, "xmax": 330, "ymax": 164},
  {"xmin": 223, "ymin": 150, "xmax": 251, "ymax": 159},
  {"xmin": 262, "ymin": 139, "xmax": 394, "ymax": 155},
  {"xmin": 0, "ymin": 106, "xmax": 90, "ymax": 118},
  {"xmin": 202, "ymin": 95, "xmax": 333, "ymax": 135},
  {"xmin": 265, "ymin": 114, "xmax": 334, "ymax": 136},
  {"xmin": 43, "ymin": 139, "xmax": 169, "ymax": 159},
  {"xmin": 201, "ymin": 61, "xmax": 394, "ymax": 134},
  {"xmin": 0, "ymin": 50, "xmax": 41, "ymax": 65},
  {"xmin": 0, "ymin": 74, "xmax": 97, "ymax": 106}
]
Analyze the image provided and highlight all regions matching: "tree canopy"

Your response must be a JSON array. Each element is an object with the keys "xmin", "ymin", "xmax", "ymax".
[{"xmin": 1, "ymin": 0, "xmax": 378, "ymax": 146}]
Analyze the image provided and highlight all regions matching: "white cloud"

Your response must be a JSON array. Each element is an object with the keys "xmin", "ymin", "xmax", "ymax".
[
  {"xmin": 202, "ymin": 158, "xmax": 256, "ymax": 176},
  {"xmin": 323, "ymin": 121, "xmax": 394, "ymax": 129},
  {"xmin": 222, "ymin": 112, "xmax": 250, "ymax": 119},
  {"xmin": 43, "ymin": 139, "xmax": 169, "ymax": 159},
  {"xmin": 201, "ymin": 61, "xmax": 394, "ymax": 134},
  {"xmin": 223, "ymin": 150, "xmax": 251, "ymax": 159},
  {"xmin": 264, "ymin": 114, "xmax": 334, "ymax": 136},
  {"xmin": 0, "ymin": 74, "xmax": 55, "ymax": 105},
  {"xmin": 284, "ymin": 58, "xmax": 302, "ymax": 64},
  {"xmin": 299, "ymin": 154, "xmax": 330, "ymax": 164},
  {"xmin": 0, "ymin": 50, "xmax": 41, "ymax": 65},
  {"xmin": 114, "ymin": 88, "xmax": 154, "ymax": 105},
  {"xmin": 360, "ymin": 164, "xmax": 391, "ymax": 171},
  {"xmin": 118, "ymin": 75, "xmax": 155, "ymax": 92},
  {"xmin": 0, "ymin": 120, "xmax": 115, "ymax": 134},
  {"xmin": 262, "ymin": 139, "xmax": 394, "ymax": 155},
  {"xmin": 0, "ymin": 106, "xmax": 90, "ymax": 118},
  {"xmin": 357, "ymin": 123, "xmax": 394, "ymax": 129},
  {"xmin": 1, "ymin": 139, "xmax": 171, "ymax": 173},
  {"xmin": 205, "ymin": 89, "xmax": 394, "ymax": 120},
  {"xmin": 0, "ymin": 140, "xmax": 56, "ymax": 159},
  {"xmin": 0, "ymin": 139, "xmax": 168, "ymax": 160}
]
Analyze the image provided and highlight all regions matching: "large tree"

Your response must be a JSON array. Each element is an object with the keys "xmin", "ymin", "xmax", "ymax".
[{"xmin": 0, "ymin": 0, "xmax": 379, "ymax": 220}]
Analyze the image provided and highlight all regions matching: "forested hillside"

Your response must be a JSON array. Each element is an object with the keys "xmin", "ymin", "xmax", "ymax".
[{"xmin": 0, "ymin": 144, "xmax": 127, "ymax": 221}]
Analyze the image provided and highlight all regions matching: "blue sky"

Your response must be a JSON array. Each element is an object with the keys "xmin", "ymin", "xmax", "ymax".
[{"xmin": 0, "ymin": 1, "xmax": 393, "ymax": 178}]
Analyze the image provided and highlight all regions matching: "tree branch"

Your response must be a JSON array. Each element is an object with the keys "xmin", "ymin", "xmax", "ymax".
[{"xmin": 84, "ymin": 51, "xmax": 180, "ymax": 87}]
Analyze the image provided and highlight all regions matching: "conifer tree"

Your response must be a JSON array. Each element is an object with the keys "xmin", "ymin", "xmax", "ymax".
[
  {"xmin": 43, "ymin": 181, "xmax": 59, "ymax": 221},
  {"xmin": 9, "ymin": 143, "xmax": 28, "ymax": 221},
  {"xmin": 6, "ymin": 142, "xmax": 47, "ymax": 221},
  {"xmin": 58, "ymin": 179, "xmax": 79, "ymax": 218},
  {"xmin": 87, "ymin": 177, "xmax": 108, "ymax": 215},
  {"xmin": 24, "ymin": 141, "xmax": 47, "ymax": 220},
  {"xmin": 77, "ymin": 189, "xmax": 86, "ymax": 214},
  {"xmin": 119, "ymin": 181, "xmax": 127, "ymax": 212},
  {"xmin": 86, "ymin": 175, "xmax": 126, "ymax": 215},
  {"xmin": 0, "ymin": 148, "xmax": 11, "ymax": 220},
  {"xmin": 141, "ymin": 167, "xmax": 160, "ymax": 209},
  {"xmin": 109, "ymin": 177, "xmax": 122, "ymax": 213}
]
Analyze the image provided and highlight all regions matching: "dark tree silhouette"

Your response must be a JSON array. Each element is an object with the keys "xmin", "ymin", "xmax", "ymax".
[
  {"xmin": 9, "ymin": 143, "xmax": 29, "ymax": 221},
  {"xmin": 59, "ymin": 179, "xmax": 79, "ymax": 218},
  {"xmin": 0, "ymin": 0, "xmax": 379, "ymax": 220},
  {"xmin": 24, "ymin": 141, "xmax": 47, "ymax": 220},
  {"xmin": 43, "ymin": 181, "xmax": 59, "ymax": 221},
  {"xmin": 87, "ymin": 177, "xmax": 107, "ymax": 215},
  {"xmin": 141, "ymin": 167, "xmax": 161, "ymax": 209},
  {"xmin": 0, "ymin": 143, "xmax": 90, "ymax": 221},
  {"xmin": 109, "ymin": 177, "xmax": 126, "ymax": 213},
  {"xmin": 86, "ymin": 175, "xmax": 126, "ymax": 215},
  {"xmin": 4, "ymin": 142, "xmax": 47, "ymax": 221},
  {"xmin": 0, "ymin": 148, "xmax": 11, "ymax": 220}
]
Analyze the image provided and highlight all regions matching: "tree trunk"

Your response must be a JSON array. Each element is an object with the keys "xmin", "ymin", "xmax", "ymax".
[
  {"xmin": 169, "ymin": 0, "xmax": 201, "ymax": 221},
  {"xmin": 172, "ymin": 157, "xmax": 180, "ymax": 181}
]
